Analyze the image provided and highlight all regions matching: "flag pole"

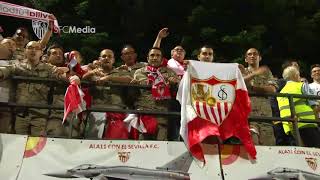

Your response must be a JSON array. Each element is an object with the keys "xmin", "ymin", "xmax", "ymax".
[
  {"xmin": 217, "ymin": 142, "xmax": 225, "ymax": 180},
  {"xmin": 68, "ymin": 112, "xmax": 75, "ymax": 138}
]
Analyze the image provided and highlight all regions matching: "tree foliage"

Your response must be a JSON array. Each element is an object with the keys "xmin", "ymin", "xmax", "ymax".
[{"xmin": 1, "ymin": 0, "xmax": 320, "ymax": 77}]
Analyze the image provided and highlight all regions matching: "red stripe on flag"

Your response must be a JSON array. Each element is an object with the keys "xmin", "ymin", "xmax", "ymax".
[
  {"xmin": 224, "ymin": 102, "xmax": 229, "ymax": 115},
  {"xmin": 196, "ymin": 101, "xmax": 201, "ymax": 115},
  {"xmin": 187, "ymin": 116, "xmax": 220, "ymax": 162},
  {"xmin": 209, "ymin": 106, "xmax": 219, "ymax": 125},
  {"xmin": 217, "ymin": 102, "xmax": 223, "ymax": 124},
  {"xmin": 202, "ymin": 102, "xmax": 211, "ymax": 121}
]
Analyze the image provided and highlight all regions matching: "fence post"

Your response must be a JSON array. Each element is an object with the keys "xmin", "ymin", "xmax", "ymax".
[{"xmin": 288, "ymin": 95, "xmax": 303, "ymax": 146}]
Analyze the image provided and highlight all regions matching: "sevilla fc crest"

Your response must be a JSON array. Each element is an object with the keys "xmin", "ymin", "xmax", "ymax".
[
  {"xmin": 32, "ymin": 20, "xmax": 48, "ymax": 39},
  {"xmin": 118, "ymin": 151, "xmax": 130, "ymax": 163},
  {"xmin": 305, "ymin": 157, "xmax": 317, "ymax": 171},
  {"xmin": 191, "ymin": 76, "xmax": 236, "ymax": 125}
]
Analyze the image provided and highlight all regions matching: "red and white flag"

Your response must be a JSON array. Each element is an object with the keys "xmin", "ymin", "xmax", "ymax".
[
  {"xmin": 63, "ymin": 81, "xmax": 86, "ymax": 124},
  {"xmin": 123, "ymin": 114, "xmax": 158, "ymax": 139},
  {"xmin": 177, "ymin": 61, "xmax": 256, "ymax": 163},
  {"xmin": 0, "ymin": 1, "xmax": 60, "ymax": 37}
]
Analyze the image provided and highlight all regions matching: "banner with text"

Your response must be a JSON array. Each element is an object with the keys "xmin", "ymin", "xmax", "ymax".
[
  {"xmin": 221, "ymin": 145, "xmax": 320, "ymax": 179},
  {"xmin": 17, "ymin": 138, "xmax": 222, "ymax": 180}
]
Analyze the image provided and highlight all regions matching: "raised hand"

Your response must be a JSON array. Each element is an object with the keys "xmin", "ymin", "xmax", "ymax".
[{"xmin": 157, "ymin": 28, "xmax": 169, "ymax": 39}]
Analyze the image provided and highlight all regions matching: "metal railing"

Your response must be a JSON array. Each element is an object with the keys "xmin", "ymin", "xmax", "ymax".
[{"xmin": 0, "ymin": 76, "xmax": 319, "ymax": 146}]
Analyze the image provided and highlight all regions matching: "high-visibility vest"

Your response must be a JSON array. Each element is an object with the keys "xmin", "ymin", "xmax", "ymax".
[{"xmin": 276, "ymin": 81, "xmax": 317, "ymax": 134}]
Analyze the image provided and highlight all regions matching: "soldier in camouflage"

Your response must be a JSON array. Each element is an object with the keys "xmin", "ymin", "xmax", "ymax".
[
  {"xmin": 132, "ymin": 47, "xmax": 180, "ymax": 140},
  {"xmin": 0, "ymin": 38, "xmax": 17, "ymax": 133},
  {"xmin": 0, "ymin": 41, "xmax": 65, "ymax": 136},
  {"xmin": 242, "ymin": 48, "xmax": 277, "ymax": 145}
]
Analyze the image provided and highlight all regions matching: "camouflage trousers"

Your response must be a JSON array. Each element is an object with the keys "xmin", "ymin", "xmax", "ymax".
[
  {"xmin": 0, "ymin": 108, "xmax": 11, "ymax": 133},
  {"xmin": 15, "ymin": 109, "xmax": 48, "ymax": 136},
  {"xmin": 141, "ymin": 115, "xmax": 168, "ymax": 141},
  {"xmin": 47, "ymin": 109, "xmax": 67, "ymax": 137},
  {"xmin": 249, "ymin": 97, "xmax": 276, "ymax": 146}
]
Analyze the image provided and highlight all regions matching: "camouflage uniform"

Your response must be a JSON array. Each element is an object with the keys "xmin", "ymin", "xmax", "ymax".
[
  {"xmin": 243, "ymin": 67, "xmax": 277, "ymax": 145},
  {"xmin": 0, "ymin": 60, "xmax": 15, "ymax": 133},
  {"xmin": 133, "ymin": 66, "xmax": 179, "ymax": 140},
  {"xmin": 13, "ymin": 48, "xmax": 25, "ymax": 61},
  {"xmin": 46, "ymin": 87, "xmax": 68, "ymax": 137},
  {"xmin": 0, "ymin": 60, "xmax": 61, "ymax": 136},
  {"xmin": 116, "ymin": 62, "xmax": 146, "ymax": 78},
  {"xmin": 88, "ymin": 68, "xmax": 128, "ymax": 109},
  {"xmin": 115, "ymin": 62, "xmax": 146, "ymax": 108},
  {"xmin": 85, "ymin": 68, "xmax": 130, "ymax": 138}
]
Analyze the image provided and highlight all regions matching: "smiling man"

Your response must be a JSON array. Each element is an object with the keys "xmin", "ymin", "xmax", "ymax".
[
  {"xmin": 309, "ymin": 64, "xmax": 320, "ymax": 118},
  {"xmin": 310, "ymin": 64, "xmax": 320, "ymax": 97}
]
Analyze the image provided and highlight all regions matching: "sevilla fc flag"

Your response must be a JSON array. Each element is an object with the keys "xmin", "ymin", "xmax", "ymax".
[
  {"xmin": 63, "ymin": 82, "xmax": 86, "ymax": 123},
  {"xmin": 177, "ymin": 61, "xmax": 256, "ymax": 163}
]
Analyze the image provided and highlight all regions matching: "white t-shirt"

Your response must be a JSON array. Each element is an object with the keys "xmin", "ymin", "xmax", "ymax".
[
  {"xmin": 167, "ymin": 58, "xmax": 185, "ymax": 76},
  {"xmin": 310, "ymin": 82, "xmax": 320, "ymax": 96},
  {"xmin": 309, "ymin": 82, "xmax": 320, "ymax": 107}
]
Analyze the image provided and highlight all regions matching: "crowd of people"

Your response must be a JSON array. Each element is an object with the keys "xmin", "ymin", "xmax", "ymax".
[{"xmin": 0, "ymin": 25, "xmax": 320, "ymax": 148}]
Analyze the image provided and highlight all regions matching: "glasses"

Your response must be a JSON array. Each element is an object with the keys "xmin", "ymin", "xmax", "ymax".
[{"xmin": 173, "ymin": 48, "xmax": 185, "ymax": 52}]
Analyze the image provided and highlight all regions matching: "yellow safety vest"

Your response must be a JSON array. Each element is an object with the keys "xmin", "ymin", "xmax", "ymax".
[{"xmin": 276, "ymin": 81, "xmax": 317, "ymax": 134}]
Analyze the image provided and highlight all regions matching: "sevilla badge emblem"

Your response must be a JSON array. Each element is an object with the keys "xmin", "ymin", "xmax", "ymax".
[
  {"xmin": 118, "ymin": 151, "xmax": 130, "ymax": 163},
  {"xmin": 305, "ymin": 157, "xmax": 317, "ymax": 171},
  {"xmin": 191, "ymin": 76, "xmax": 236, "ymax": 125}
]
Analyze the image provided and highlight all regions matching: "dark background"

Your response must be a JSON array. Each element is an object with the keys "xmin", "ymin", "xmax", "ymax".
[{"xmin": 1, "ymin": 0, "xmax": 320, "ymax": 79}]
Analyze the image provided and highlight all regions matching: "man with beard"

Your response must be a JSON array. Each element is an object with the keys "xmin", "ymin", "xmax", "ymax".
[
  {"xmin": 132, "ymin": 47, "xmax": 180, "ymax": 140},
  {"xmin": 0, "ymin": 41, "xmax": 65, "ymax": 136},
  {"xmin": 242, "ymin": 48, "xmax": 277, "ymax": 145}
]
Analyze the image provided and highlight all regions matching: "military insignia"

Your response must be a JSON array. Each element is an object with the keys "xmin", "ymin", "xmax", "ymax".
[
  {"xmin": 305, "ymin": 157, "xmax": 317, "ymax": 171},
  {"xmin": 191, "ymin": 76, "xmax": 236, "ymax": 125},
  {"xmin": 32, "ymin": 19, "xmax": 48, "ymax": 39},
  {"xmin": 118, "ymin": 151, "xmax": 130, "ymax": 163}
]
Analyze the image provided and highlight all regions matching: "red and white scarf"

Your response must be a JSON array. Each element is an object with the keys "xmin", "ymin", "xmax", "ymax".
[
  {"xmin": 0, "ymin": 1, "xmax": 60, "ymax": 33},
  {"xmin": 146, "ymin": 66, "xmax": 171, "ymax": 100}
]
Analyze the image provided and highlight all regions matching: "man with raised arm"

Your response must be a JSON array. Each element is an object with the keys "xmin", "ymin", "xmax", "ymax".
[
  {"xmin": 132, "ymin": 47, "xmax": 180, "ymax": 140},
  {"xmin": 153, "ymin": 28, "xmax": 187, "ymax": 78}
]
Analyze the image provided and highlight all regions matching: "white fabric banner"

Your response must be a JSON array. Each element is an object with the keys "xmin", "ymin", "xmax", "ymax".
[
  {"xmin": 0, "ymin": 133, "xmax": 28, "ymax": 180},
  {"xmin": 17, "ymin": 138, "xmax": 221, "ymax": 180},
  {"xmin": 221, "ymin": 145, "xmax": 320, "ymax": 179}
]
